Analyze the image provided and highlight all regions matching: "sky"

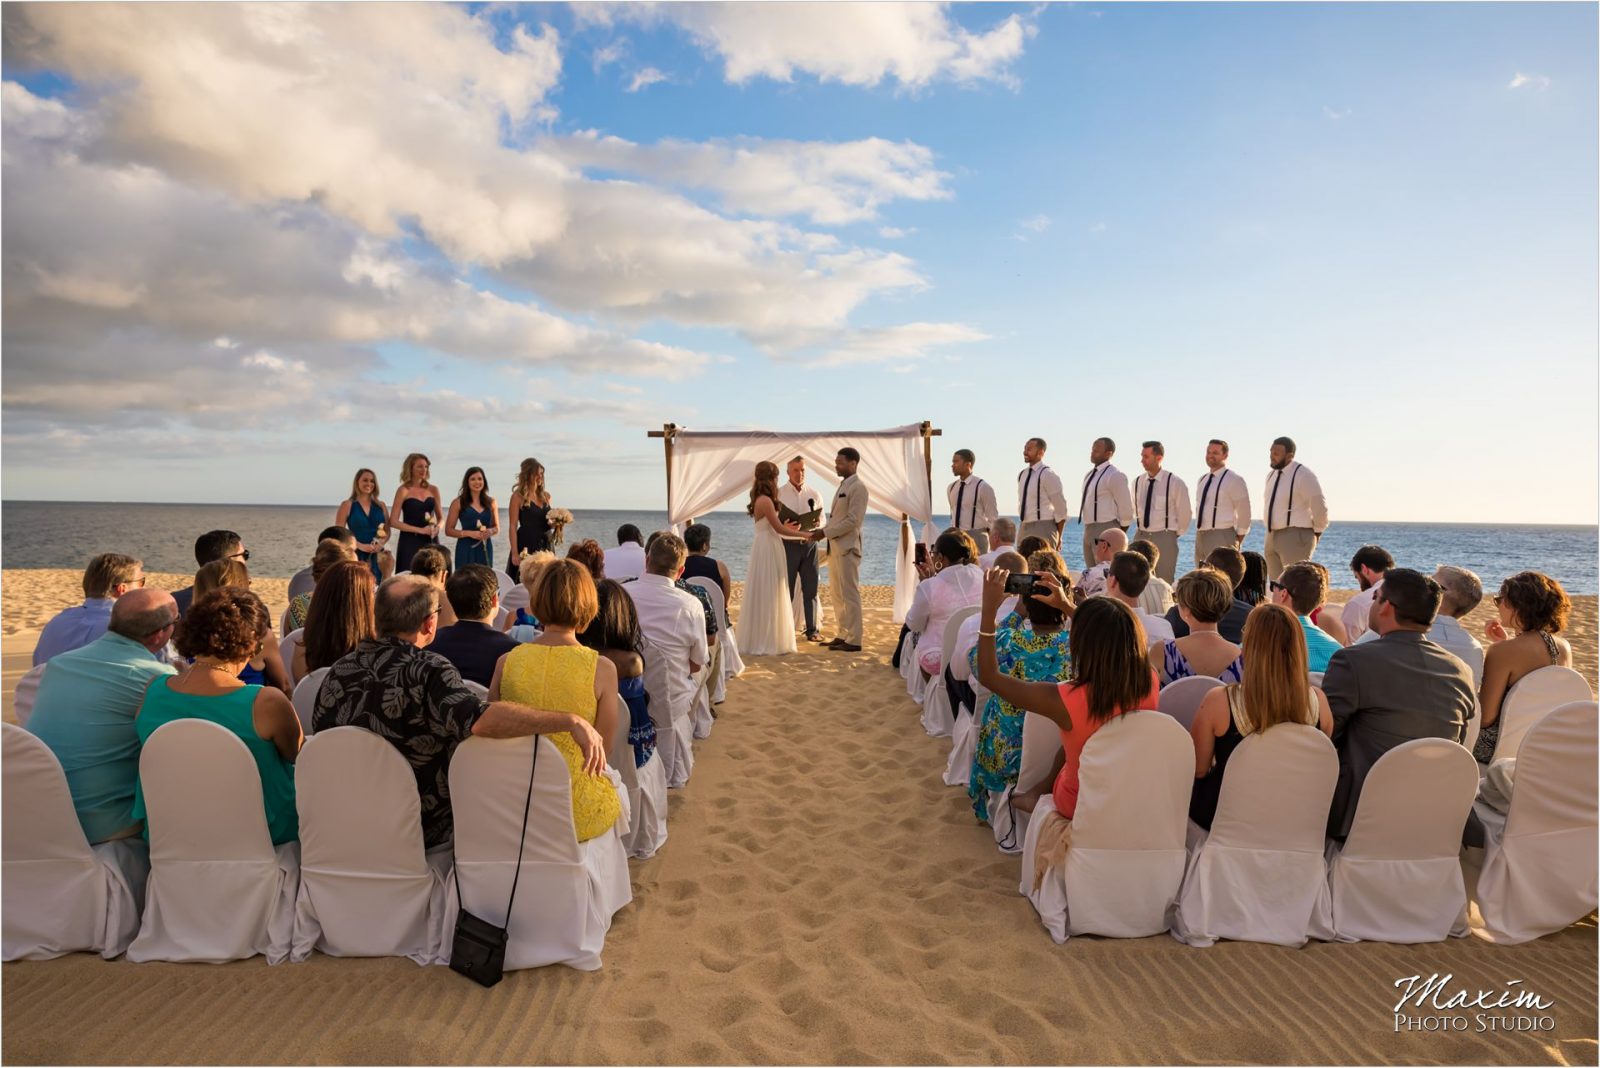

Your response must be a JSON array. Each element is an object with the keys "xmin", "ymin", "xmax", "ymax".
[{"xmin": 2, "ymin": 2, "xmax": 1595, "ymax": 523}]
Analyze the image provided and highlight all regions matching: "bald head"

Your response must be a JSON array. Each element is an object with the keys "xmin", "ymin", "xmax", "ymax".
[
  {"xmin": 1095, "ymin": 527, "xmax": 1128, "ymax": 563},
  {"xmin": 109, "ymin": 588, "xmax": 179, "ymax": 652}
]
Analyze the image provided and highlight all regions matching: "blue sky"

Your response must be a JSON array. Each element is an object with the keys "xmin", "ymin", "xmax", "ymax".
[{"xmin": 3, "ymin": 2, "xmax": 1594, "ymax": 523}]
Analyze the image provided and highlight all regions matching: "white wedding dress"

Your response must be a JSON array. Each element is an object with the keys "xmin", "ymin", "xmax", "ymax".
[{"xmin": 738, "ymin": 518, "xmax": 798, "ymax": 656}]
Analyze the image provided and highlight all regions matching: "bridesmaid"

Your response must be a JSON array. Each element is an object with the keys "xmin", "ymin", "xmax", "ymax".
[
  {"xmin": 335, "ymin": 468, "xmax": 391, "ymax": 582},
  {"xmin": 390, "ymin": 453, "xmax": 443, "ymax": 573},
  {"xmin": 447, "ymin": 466, "xmax": 499, "ymax": 570},
  {"xmin": 507, "ymin": 457, "xmax": 554, "ymax": 581}
]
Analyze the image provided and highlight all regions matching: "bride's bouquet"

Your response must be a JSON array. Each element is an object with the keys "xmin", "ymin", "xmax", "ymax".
[{"xmin": 548, "ymin": 507, "xmax": 574, "ymax": 547}]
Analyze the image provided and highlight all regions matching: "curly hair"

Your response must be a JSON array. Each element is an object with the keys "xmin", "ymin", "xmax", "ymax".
[
  {"xmin": 1498, "ymin": 571, "xmax": 1571, "ymax": 634},
  {"xmin": 176, "ymin": 587, "xmax": 270, "ymax": 662},
  {"xmin": 565, "ymin": 538, "xmax": 606, "ymax": 581}
]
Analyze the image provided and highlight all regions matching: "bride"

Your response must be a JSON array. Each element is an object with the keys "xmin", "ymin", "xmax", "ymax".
[{"xmin": 738, "ymin": 461, "xmax": 808, "ymax": 655}]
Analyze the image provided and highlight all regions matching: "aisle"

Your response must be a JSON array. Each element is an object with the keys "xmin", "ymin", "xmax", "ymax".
[{"xmin": 3, "ymin": 602, "xmax": 1596, "ymax": 1065}]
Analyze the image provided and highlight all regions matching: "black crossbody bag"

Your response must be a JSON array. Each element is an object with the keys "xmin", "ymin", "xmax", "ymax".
[{"xmin": 450, "ymin": 739, "xmax": 538, "ymax": 987}]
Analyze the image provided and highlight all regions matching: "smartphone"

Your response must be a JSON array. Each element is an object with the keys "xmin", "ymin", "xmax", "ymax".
[
  {"xmin": 914, "ymin": 543, "xmax": 928, "ymax": 566},
  {"xmin": 1004, "ymin": 572, "xmax": 1038, "ymax": 596}
]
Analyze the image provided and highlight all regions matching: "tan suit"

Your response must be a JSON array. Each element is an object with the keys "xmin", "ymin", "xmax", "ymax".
[{"xmin": 821, "ymin": 473, "xmax": 869, "ymax": 645}]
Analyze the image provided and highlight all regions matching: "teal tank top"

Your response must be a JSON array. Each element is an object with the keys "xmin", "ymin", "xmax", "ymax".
[{"xmin": 134, "ymin": 679, "xmax": 298, "ymax": 845}]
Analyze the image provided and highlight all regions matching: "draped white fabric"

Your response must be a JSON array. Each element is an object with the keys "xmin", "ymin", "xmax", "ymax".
[{"xmin": 664, "ymin": 424, "xmax": 934, "ymax": 622}]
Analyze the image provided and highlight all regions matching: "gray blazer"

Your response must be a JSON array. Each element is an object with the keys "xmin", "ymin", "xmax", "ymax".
[
  {"xmin": 821, "ymin": 473, "xmax": 869, "ymax": 557},
  {"xmin": 1324, "ymin": 630, "xmax": 1476, "ymax": 838}
]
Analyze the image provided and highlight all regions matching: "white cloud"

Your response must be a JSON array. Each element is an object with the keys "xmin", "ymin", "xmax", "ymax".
[
  {"xmin": 1322, "ymin": 105, "xmax": 1352, "ymax": 121},
  {"xmin": 1508, "ymin": 72, "xmax": 1551, "ymax": 91},
  {"xmin": 1087, "ymin": 221, "xmax": 1107, "ymax": 234},
  {"xmin": 592, "ymin": 40, "xmax": 627, "ymax": 70},
  {"xmin": 877, "ymin": 225, "xmax": 914, "ymax": 239},
  {"xmin": 1014, "ymin": 213, "xmax": 1051, "ymax": 241},
  {"xmin": 627, "ymin": 67, "xmax": 669, "ymax": 92},
  {"xmin": 580, "ymin": 2, "xmax": 1036, "ymax": 89},
  {"xmin": 771, "ymin": 321, "xmax": 988, "ymax": 368}
]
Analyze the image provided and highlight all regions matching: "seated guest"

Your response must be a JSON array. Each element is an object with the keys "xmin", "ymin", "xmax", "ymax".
[
  {"xmin": 1472, "ymin": 570, "xmax": 1577, "ymax": 765},
  {"xmin": 284, "ymin": 537, "xmax": 358, "ymax": 635},
  {"xmin": 605, "ymin": 524, "xmax": 647, "ymax": 583},
  {"xmin": 1153, "ymin": 569, "xmax": 1244, "ymax": 685},
  {"xmin": 966, "ymin": 557, "xmax": 1072, "ymax": 823},
  {"xmin": 644, "ymin": 531, "xmax": 720, "ymax": 651},
  {"xmin": 29, "ymin": 589, "xmax": 179, "ymax": 843},
  {"xmin": 977, "ymin": 518, "xmax": 1018, "ymax": 568},
  {"xmin": 492, "ymin": 561, "xmax": 621, "ymax": 842},
  {"xmin": 1165, "ymin": 547, "xmax": 1253, "ymax": 642},
  {"xmin": 429, "ymin": 565, "xmax": 519, "ymax": 688},
  {"xmin": 299, "ymin": 561, "xmax": 376, "ymax": 678},
  {"xmin": 948, "ymin": 551, "xmax": 1028, "ymax": 721},
  {"xmin": 506, "ymin": 551, "xmax": 558, "ymax": 638},
  {"xmin": 1423, "ymin": 566, "xmax": 1486, "ymax": 687},
  {"xmin": 975, "ymin": 578, "xmax": 1159, "ymax": 826},
  {"xmin": 566, "ymin": 539, "xmax": 607, "ymax": 583},
  {"xmin": 1304, "ymin": 561, "xmax": 1350, "ymax": 646},
  {"xmin": 174, "ymin": 530, "xmax": 248, "ymax": 617},
  {"xmin": 1238, "ymin": 551, "xmax": 1270, "ymax": 607},
  {"xmin": 1075, "ymin": 527, "xmax": 1128, "ymax": 599},
  {"xmin": 408, "ymin": 544, "xmax": 457, "ymax": 628},
  {"xmin": 1015, "ymin": 534, "xmax": 1050, "ymax": 562},
  {"xmin": 135, "ymin": 588, "xmax": 300, "ymax": 845},
  {"xmin": 623, "ymin": 533, "xmax": 709, "ymax": 728},
  {"xmin": 288, "ymin": 526, "xmax": 358, "ymax": 603},
  {"xmin": 1324, "ymin": 569, "xmax": 1476, "ymax": 837},
  {"xmin": 1028, "ymin": 548, "xmax": 1073, "ymax": 583},
  {"xmin": 580, "ymin": 579, "xmax": 658, "ymax": 768},
  {"xmin": 1341, "ymin": 544, "xmax": 1394, "ymax": 644},
  {"xmin": 1271, "ymin": 563, "xmax": 1344, "ymax": 673},
  {"xmin": 1129, "ymin": 538, "xmax": 1174, "ymax": 615},
  {"xmin": 35, "ymin": 554, "xmax": 147, "ymax": 666},
  {"xmin": 1105, "ymin": 551, "xmax": 1175, "ymax": 642},
  {"xmin": 1189, "ymin": 603, "xmax": 1333, "ymax": 829},
  {"xmin": 314, "ymin": 575, "xmax": 606, "ymax": 849},
  {"xmin": 682, "ymin": 523, "xmax": 731, "ymax": 597},
  {"xmin": 192, "ymin": 559, "xmax": 290, "ymax": 694},
  {"xmin": 906, "ymin": 529, "xmax": 984, "ymax": 679}
]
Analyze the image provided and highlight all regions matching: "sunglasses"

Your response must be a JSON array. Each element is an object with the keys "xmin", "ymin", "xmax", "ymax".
[
  {"xmin": 1269, "ymin": 580, "xmax": 1285, "ymax": 592},
  {"xmin": 227, "ymin": 549, "xmax": 251, "ymax": 562}
]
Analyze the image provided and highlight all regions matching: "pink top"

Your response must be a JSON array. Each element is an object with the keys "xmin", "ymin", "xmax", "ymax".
[
  {"xmin": 1051, "ymin": 669, "xmax": 1161, "ymax": 819},
  {"xmin": 907, "ymin": 564, "xmax": 984, "ymax": 670}
]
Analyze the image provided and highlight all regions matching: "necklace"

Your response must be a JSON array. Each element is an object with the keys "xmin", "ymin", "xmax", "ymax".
[{"xmin": 191, "ymin": 659, "xmax": 242, "ymax": 677}]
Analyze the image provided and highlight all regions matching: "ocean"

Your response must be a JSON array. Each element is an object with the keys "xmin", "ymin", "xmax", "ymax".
[{"xmin": 2, "ymin": 501, "xmax": 1595, "ymax": 595}]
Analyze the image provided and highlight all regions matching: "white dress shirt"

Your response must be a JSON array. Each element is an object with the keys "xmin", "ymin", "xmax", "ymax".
[
  {"xmin": 946, "ymin": 477, "xmax": 999, "ymax": 533},
  {"xmin": 605, "ymin": 542, "xmax": 646, "ymax": 582},
  {"xmin": 977, "ymin": 544, "xmax": 1016, "ymax": 568},
  {"xmin": 1079, "ymin": 462, "xmax": 1134, "ymax": 526},
  {"xmin": 1342, "ymin": 579, "xmax": 1383, "ymax": 643},
  {"xmin": 1136, "ymin": 608, "xmax": 1176, "ymax": 643},
  {"xmin": 1354, "ymin": 613, "xmax": 1484, "ymax": 688},
  {"xmin": 1193, "ymin": 467, "xmax": 1252, "ymax": 536},
  {"xmin": 1016, "ymin": 462, "xmax": 1069, "ymax": 524},
  {"xmin": 778, "ymin": 480, "xmax": 825, "ymax": 524},
  {"xmin": 624, "ymin": 573, "xmax": 708, "ymax": 720},
  {"xmin": 1263, "ymin": 461, "xmax": 1328, "ymax": 533},
  {"xmin": 1139, "ymin": 576, "xmax": 1175, "ymax": 615},
  {"xmin": 1131, "ymin": 470, "xmax": 1192, "ymax": 535}
]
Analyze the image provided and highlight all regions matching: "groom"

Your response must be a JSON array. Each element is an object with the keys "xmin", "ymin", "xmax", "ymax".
[{"xmin": 810, "ymin": 447, "xmax": 868, "ymax": 652}]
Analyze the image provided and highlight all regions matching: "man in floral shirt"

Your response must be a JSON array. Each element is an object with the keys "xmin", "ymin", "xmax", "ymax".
[{"xmin": 314, "ymin": 575, "xmax": 605, "ymax": 848}]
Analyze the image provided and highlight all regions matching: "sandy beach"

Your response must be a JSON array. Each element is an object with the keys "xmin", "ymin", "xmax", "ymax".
[{"xmin": 2, "ymin": 571, "xmax": 1595, "ymax": 1065}]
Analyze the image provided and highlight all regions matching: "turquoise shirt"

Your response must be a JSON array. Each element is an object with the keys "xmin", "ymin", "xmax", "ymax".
[
  {"xmin": 28, "ymin": 632, "xmax": 177, "ymax": 844},
  {"xmin": 1299, "ymin": 615, "xmax": 1343, "ymax": 674}
]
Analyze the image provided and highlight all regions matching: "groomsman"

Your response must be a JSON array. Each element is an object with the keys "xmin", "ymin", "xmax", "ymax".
[
  {"xmin": 1262, "ymin": 436, "xmax": 1329, "ymax": 580},
  {"xmin": 779, "ymin": 455, "xmax": 824, "ymax": 642},
  {"xmin": 1016, "ymin": 437, "xmax": 1068, "ymax": 549},
  {"xmin": 1131, "ymin": 441, "xmax": 1191, "ymax": 583},
  {"xmin": 1193, "ymin": 438, "xmax": 1251, "ymax": 565},
  {"xmin": 947, "ymin": 449, "xmax": 998, "ymax": 553},
  {"xmin": 1078, "ymin": 437, "xmax": 1134, "ymax": 569}
]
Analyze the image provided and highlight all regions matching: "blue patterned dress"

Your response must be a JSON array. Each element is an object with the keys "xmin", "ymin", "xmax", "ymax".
[{"xmin": 966, "ymin": 612, "xmax": 1072, "ymax": 821}]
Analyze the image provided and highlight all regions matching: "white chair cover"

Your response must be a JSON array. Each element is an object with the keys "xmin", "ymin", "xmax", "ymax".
[
  {"xmin": 494, "ymin": 606, "xmax": 512, "ymax": 632},
  {"xmin": 1327, "ymin": 738, "xmax": 1479, "ymax": 943},
  {"xmin": 691, "ymin": 648, "xmax": 717, "ymax": 740},
  {"xmin": 2, "ymin": 723, "xmax": 147, "ymax": 961},
  {"xmin": 448, "ymin": 735, "xmax": 632, "ymax": 971},
  {"xmin": 1158, "ymin": 676, "xmax": 1224, "ymax": 731},
  {"xmin": 1492, "ymin": 666, "xmax": 1593, "ymax": 764},
  {"xmin": 639, "ymin": 635, "xmax": 694, "ymax": 789},
  {"xmin": 990, "ymin": 710, "xmax": 1065, "ymax": 854},
  {"xmin": 1019, "ymin": 712, "xmax": 1194, "ymax": 943},
  {"xmin": 462, "ymin": 679, "xmax": 489, "ymax": 699},
  {"xmin": 685, "ymin": 577, "xmax": 743, "ymax": 699},
  {"xmin": 291, "ymin": 727, "xmax": 453, "ymax": 964},
  {"xmin": 279, "ymin": 628, "xmax": 304, "ymax": 689},
  {"xmin": 291, "ymin": 668, "xmax": 330, "ymax": 738},
  {"xmin": 125, "ymin": 720, "xmax": 299, "ymax": 963},
  {"xmin": 502, "ymin": 583, "xmax": 530, "ymax": 616},
  {"xmin": 494, "ymin": 569, "xmax": 516, "ymax": 598},
  {"xmin": 1468, "ymin": 701, "xmax": 1598, "ymax": 944},
  {"xmin": 13, "ymin": 663, "xmax": 46, "ymax": 728},
  {"xmin": 1171, "ymin": 725, "xmax": 1337, "ymax": 947},
  {"xmin": 611, "ymin": 696, "xmax": 669, "ymax": 859},
  {"xmin": 899, "ymin": 629, "xmax": 928, "ymax": 703},
  {"xmin": 921, "ymin": 607, "xmax": 978, "ymax": 739}
]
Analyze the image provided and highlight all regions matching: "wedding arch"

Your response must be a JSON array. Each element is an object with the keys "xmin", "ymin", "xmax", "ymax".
[{"xmin": 647, "ymin": 422, "xmax": 942, "ymax": 622}]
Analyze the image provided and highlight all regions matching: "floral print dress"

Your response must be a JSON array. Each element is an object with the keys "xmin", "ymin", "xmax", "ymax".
[{"xmin": 966, "ymin": 611, "xmax": 1072, "ymax": 822}]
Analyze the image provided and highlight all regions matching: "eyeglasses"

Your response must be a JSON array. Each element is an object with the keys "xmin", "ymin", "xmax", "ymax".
[
  {"xmin": 125, "ymin": 575, "xmax": 147, "ymax": 589},
  {"xmin": 227, "ymin": 549, "xmax": 251, "ymax": 562},
  {"xmin": 1094, "ymin": 539, "xmax": 1109, "ymax": 548}
]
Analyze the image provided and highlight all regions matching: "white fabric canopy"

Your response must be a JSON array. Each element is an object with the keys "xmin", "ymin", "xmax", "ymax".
[{"xmin": 663, "ymin": 424, "xmax": 935, "ymax": 622}]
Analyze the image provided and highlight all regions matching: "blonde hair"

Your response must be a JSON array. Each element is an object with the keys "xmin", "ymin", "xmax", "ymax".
[
  {"xmin": 400, "ymin": 452, "xmax": 431, "ymax": 488},
  {"xmin": 311, "ymin": 538, "xmax": 358, "ymax": 581},
  {"xmin": 519, "ymin": 550, "xmax": 557, "ymax": 589},
  {"xmin": 1236, "ymin": 603, "xmax": 1311, "ymax": 732},
  {"xmin": 515, "ymin": 458, "xmax": 549, "ymax": 506},
  {"xmin": 194, "ymin": 558, "xmax": 251, "ymax": 600},
  {"xmin": 1175, "ymin": 568, "xmax": 1232, "ymax": 624},
  {"xmin": 349, "ymin": 467, "xmax": 381, "ymax": 500}
]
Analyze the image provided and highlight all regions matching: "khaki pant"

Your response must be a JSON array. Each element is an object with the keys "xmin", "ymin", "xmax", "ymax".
[
  {"xmin": 829, "ymin": 547, "xmax": 863, "ymax": 645},
  {"xmin": 959, "ymin": 528, "xmax": 990, "ymax": 554},
  {"xmin": 1138, "ymin": 529, "xmax": 1180, "ymax": 583},
  {"xmin": 1081, "ymin": 520, "xmax": 1124, "ymax": 570},
  {"xmin": 1264, "ymin": 527, "xmax": 1319, "ymax": 580},
  {"xmin": 1018, "ymin": 520, "xmax": 1061, "ymax": 550},
  {"xmin": 1194, "ymin": 528, "xmax": 1239, "ymax": 567}
]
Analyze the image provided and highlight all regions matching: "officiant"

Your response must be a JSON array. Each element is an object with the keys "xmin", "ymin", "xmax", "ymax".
[{"xmin": 779, "ymin": 455, "xmax": 825, "ymax": 643}]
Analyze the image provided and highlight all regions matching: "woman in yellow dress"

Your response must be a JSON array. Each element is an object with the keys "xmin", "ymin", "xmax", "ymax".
[{"xmin": 489, "ymin": 558, "xmax": 621, "ymax": 841}]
